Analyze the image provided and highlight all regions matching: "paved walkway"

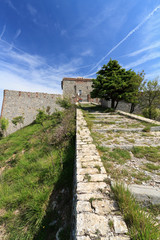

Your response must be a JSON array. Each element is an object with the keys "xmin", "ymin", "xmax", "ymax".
[{"xmin": 75, "ymin": 109, "xmax": 129, "ymax": 240}]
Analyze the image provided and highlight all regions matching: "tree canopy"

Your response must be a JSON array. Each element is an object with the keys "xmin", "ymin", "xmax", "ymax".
[{"xmin": 91, "ymin": 59, "xmax": 144, "ymax": 111}]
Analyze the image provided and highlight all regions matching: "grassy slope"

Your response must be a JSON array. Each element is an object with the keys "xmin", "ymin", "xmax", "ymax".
[{"xmin": 0, "ymin": 110, "xmax": 75, "ymax": 240}]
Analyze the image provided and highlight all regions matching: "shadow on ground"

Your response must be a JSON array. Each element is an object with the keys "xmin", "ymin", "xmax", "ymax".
[{"xmin": 33, "ymin": 139, "xmax": 75, "ymax": 240}]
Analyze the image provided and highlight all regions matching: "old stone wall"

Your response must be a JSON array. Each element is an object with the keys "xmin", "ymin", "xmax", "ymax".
[
  {"xmin": 101, "ymin": 99, "xmax": 141, "ymax": 114},
  {"xmin": 1, "ymin": 90, "xmax": 62, "ymax": 134}
]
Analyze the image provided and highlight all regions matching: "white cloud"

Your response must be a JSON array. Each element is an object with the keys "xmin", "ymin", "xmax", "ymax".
[
  {"xmin": 60, "ymin": 29, "xmax": 67, "ymax": 36},
  {"xmin": 125, "ymin": 51, "xmax": 160, "ymax": 69},
  {"xmin": 126, "ymin": 41, "xmax": 160, "ymax": 57},
  {"xmin": 0, "ymin": 25, "xmax": 6, "ymax": 39},
  {"xmin": 14, "ymin": 29, "xmax": 21, "ymax": 40},
  {"xmin": 0, "ymin": 38, "xmax": 85, "ymax": 111},
  {"xmin": 6, "ymin": 0, "xmax": 17, "ymax": 12},
  {"xmin": 81, "ymin": 49, "xmax": 93, "ymax": 57},
  {"xmin": 86, "ymin": 5, "xmax": 160, "ymax": 76},
  {"xmin": 27, "ymin": 4, "xmax": 37, "ymax": 16}
]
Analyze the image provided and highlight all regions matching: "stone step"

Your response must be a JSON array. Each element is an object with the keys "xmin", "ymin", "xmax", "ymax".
[
  {"xmin": 93, "ymin": 128, "xmax": 143, "ymax": 132},
  {"xmin": 100, "ymin": 144, "xmax": 160, "ymax": 150}
]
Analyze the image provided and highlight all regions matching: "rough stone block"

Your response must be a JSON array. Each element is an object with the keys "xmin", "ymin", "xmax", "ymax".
[
  {"xmin": 77, "ymin": 212, "xmax": 109, "ymax": 236},
  {"xmin": 113, "ymin": 216, "xmax": 128, "ymax": 234},
  {"xmin": 92, "ymin": 199, "xmax": 111, "ymax": 215},
  {"xmin": 77, "ymin": 201, "xmax": 92, "ymax": 213}
]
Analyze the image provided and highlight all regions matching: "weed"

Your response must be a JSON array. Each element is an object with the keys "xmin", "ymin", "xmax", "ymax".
[
  {"xmin": 131, "ymin": 171, "xmax": 151, "ymax": 182},
  {"xmin": 143, "ymin": 126, "xmax": 151, "ymax": 132},
  {"xmin": 146, "ymin": 204, "xmax": 160, "ymax": 217},
  {"xmin": 89, "ymin": 197, "xmax": 96, "ymax": 204},
  {"xmin": 108, "ymin": 148, "xmax": 131, "ymax": 164},
  {"xmin": 143, "ymin": 163, "xmax": 160, "ymax": 172},
  {"xmin": 112, "ymin": 183, "xmax": 160, "ymax": 240},
  {"xmin": 94, "ymin": 165, "xmax": 101, "ymax": 173},
  {"xmin": 131, "ymin": 146, "xmax": 160, "ymax": 162},
  {"xmin": 127, "ymin": 138, "xmax": 135, "ymax": 144},
  {"xmin": 95, "ymin": 229, "xmax": 101, "ymax": 239},
  {"xmin": 84, "ymin": 173, "xmax": 91, "ymax": 182},
  {"xmin": 96, "ymin": 145, "xmax": 109, "ymax": 152},
  {"xmin": 108, "ymin": 219, "xmax": 114, "ymax": 230}
]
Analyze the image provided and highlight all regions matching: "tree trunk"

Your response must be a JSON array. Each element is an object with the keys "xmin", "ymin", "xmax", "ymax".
[
  {"xmin": 149, "ymin": 107, "xmax": 152, "ymax": 119},
  {"xmin": 130, "ymin": 103, "xmax": 135, "ymax": 113},
  {"xmin": 115, "ymin": 101, "xmax": 119, "ymax": 110},
  {"xmin": 111, "ymin": 99, "xmax": 115, "ymax": 109}
]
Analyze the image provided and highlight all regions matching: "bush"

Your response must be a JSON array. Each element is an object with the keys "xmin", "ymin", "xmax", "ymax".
[
  {"xmin": 51, "ymin": 110, "xmax": 64, "ymax": 127},
  {"xmin": 12, "ymin": 116, "xmax": 24, "ymax": 126},
  {"xmin": 142, "ymin": 107, "xmax": 160, "ymax": 120},
  {"xmin": 35, "ymin": 109, "xmax": 47, "ymax": 126},
  {"xmin": 56, "ymin": 97, "xmax": 72, "ymax": 109},
  {"xmin": 0, "ymin": 117, "xmax": 9, "ymax": 136}
]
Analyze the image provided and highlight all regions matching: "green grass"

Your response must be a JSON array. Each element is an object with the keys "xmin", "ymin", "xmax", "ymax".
[
  {"xmin": 131, "ymin": 171, "xmax": 151, "ymax": 182},
  {"xmin": 143, "ymin": 163, "xmax": 160, "ymax": 172},
  {"xmin": 0, "ymin": 108, "xmax": 75, "ymax": 240},
  {"xmin": 131, "ymin": 146, "xmax": 160, "ymax": 162},
  {"xmin": 112, "ymin": 183, "xmax": 160, "ymax": 240},
  {"xmin": 99, "ymin": 147, "xmax": 131, "ymax": 165}
]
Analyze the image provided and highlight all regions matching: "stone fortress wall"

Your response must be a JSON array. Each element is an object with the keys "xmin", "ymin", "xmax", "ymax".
[{"xmin": 1, "ymin": 90, "xmax": 61, "ymax": 134}]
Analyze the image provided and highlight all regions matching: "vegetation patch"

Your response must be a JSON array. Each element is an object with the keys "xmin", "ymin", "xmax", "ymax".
[
  {"xmin": 131, "ymin": 146, "xmax": 160, "ymax": 162},
  {"xmin": 131, "ymin": 171, "xmax": 151, "ymax": 182},
  {"xmin": 112, "ymin": 183, "xmax": 160, "ymax": 240},
  {"xmin": 99, "ymin": 147, "xmax": 131, "ymax": 165},
  {"xmin": 143, "ymin": 163, "xmax": 160, "ymax": 172}
]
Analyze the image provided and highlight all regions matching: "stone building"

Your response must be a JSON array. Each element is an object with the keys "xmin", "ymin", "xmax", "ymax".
[{"xmin": 61, "ymin": 77, "xmax": 98, "ymax": 103}]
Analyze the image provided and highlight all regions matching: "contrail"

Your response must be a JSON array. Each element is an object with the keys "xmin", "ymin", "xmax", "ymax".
[
  {"xmin": 0, "ymin": 25, "xmax": 6, "ymax": 39},
  {"xmin": 84, "ymin": 5, "xmax": 160, "ymax": 78}
]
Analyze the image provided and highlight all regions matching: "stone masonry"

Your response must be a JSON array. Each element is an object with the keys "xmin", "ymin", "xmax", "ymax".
[
  {"xmin": 62, "ymin": 77, "xmax": 93, "ymax": 102},
  {"xmin": 1, "ymin": 90, "xmax": 61, "ymax": 134},
  {"xmin": 73, "ymin": 108, "xmax": 129, "ymax": 240}
]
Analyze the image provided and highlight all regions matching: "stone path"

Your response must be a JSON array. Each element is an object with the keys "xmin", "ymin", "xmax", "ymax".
[
  {"xmin": 74, "ymin": 109, "xmax": 129, "ymax": 240},
  {"xmin": 81, "ymin": 108, "xmax": 160, "ymax": 214}
]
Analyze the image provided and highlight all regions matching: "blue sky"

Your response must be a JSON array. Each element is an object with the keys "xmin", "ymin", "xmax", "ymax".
[{"xmin": 1, "ymin": 0, "xmax": 160, "ymax": 110}]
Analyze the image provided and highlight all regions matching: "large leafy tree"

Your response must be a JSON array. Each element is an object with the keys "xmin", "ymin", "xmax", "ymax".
[
  {"xmin": 91, "ymin": 59, "xmax": 144, "ymax": 111},
  {"xmin": 123, "ymin": 70, "xmax": 145, "ymax": 113}
]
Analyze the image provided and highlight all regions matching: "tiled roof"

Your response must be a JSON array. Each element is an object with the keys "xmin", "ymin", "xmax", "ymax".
[
  {"xmin": 62, "ymin": 77, "xmax": 92, "ymax": 81},
  {"xmin": 61, "ymin": 77, "xmax": 92, "ymax": 89}
]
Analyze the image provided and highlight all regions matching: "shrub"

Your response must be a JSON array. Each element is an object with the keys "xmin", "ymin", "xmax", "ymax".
[
  {"xmin": 142, "ymin": 107, "xmax": 160, "ymax": 120},
  {"xmin": 35, "ymin": 109, "xmax": 47, "ymax": 126},
  {"xmin": 51, "ymin": 110, "xmax": 64, "ymax": 127},
  {"xmin": 56, "ymin": 97, "xmax": 72, "ymax": 109},
  {"xmin": 12, "ymin": 116, "xmax": 24, "ymax": 126},
  {"xmin": 0, "ymin": 117, "xmax": 9, "ymax": 137}
]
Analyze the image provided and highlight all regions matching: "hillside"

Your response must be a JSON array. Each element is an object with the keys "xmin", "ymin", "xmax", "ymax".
[{"xmin": 0, "ymin": 106, "xmax": 75, "ymax": 240}]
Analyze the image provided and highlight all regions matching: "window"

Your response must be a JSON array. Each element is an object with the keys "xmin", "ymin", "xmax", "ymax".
[
  {"xmin": 74, "ymin": 85, "xmax": 76, "ymax": 94},
  {"xmin": 78, "ymin": 90, "xmax": 82, "ymax": 96}
]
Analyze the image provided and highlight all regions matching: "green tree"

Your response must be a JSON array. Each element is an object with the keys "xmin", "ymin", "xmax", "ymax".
[
  {"xmin": 123, "ymin": 70, "xmax": 145, "ymax": 113},
  {"xmin": 140, "ymin": 79, "xmax": 160, "ymax": 119},
  {"xmin": 91, "ymin": 59, "xmax": 144, "ymax": 110},
  {"xmin": 0, "ymin": 117, "xmax": 9, "ymax": 136}
]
